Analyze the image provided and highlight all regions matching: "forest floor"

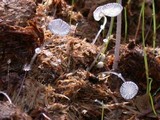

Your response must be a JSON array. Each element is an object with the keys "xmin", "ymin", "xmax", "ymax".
[{"xmin": 0, "ymin": 0, "xmax": 160, "ymax": 120}]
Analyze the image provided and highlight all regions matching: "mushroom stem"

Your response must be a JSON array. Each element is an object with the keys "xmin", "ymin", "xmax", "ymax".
[
  {"xmin": 41, "ymin": 113, "xmax": 52, "ymax": 120},
  {"xmin": 14, "ymin": 71, "xmax": 28, "ymax": 103},
  {"xmin": 112, "ymin": 0, "xmax": 122, "ymax": 70},
  {"xmin": 92, "ymin": 16, "xmax": 107, "ymax": 44},
  {"xmin": 0, "ymin": 91, "xmax": 12, "ymax": 104},
  {"xmin": 87, "ymin": 18, "xmax": 114, "ymax": 71},
  {"xmin": 29, "ymin": 52, "xmax": 38, "ymax": 67},
  {"xmin": 101, "ymin": 71, "xmax": 126, "ymax": 82}
]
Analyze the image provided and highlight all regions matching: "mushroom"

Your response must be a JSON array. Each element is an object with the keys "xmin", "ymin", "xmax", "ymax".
[
  {"xmin": 23, "ymin": 64, "xmax": 31, "ymax": 72},
  {"xmin": 96, "ymin": 53, "xmax": 106, "ymax": 68},
  {"xmin": 92, "ymin": 3, "xmax": 123, "ymax": 44},
  {"xmin": 48, "ymin": 18, "xmax": 70, "ymax": 36},
  {"xmin": 120, "ymin": 81, "xmax": 139, "ymax": 100},
  {"xmin": 93, "ymin": 6, "xmax": 105, "ymax": 21},
  {"xmin": 100, "ymin": 71, "xmax": 138, "ymax": 100},
  {"xmin": 15, "ymin": 63, "xmax": 31, "ymax": 102},
  {"xmin": 96, "ymin": 61, "xmax": 104, "ymax": 68},
  {"xmin": 15, "ymin": 47, "xmax": 43, "ymax": 102},
  {"xmin": 112, "ymin": 0, "xmax": 123, "ymax": 70},
  {"xmin": 29, "ymin": 47, "xmax": 42, "ymax": 69},
  {"xmin": 35, "ymin": 47, "xmax": 42, "ymax": 54},
  {"xmin": 101, "ymin": 3, "xmax": 123, "ymax": 17}
]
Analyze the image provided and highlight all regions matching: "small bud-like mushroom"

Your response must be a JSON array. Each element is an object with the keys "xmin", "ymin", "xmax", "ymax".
[
  {"xmin": 35, "ymin": 47, "xmax": 42, "ymax": 54},
  {"xmin": 7, "ymin": 59, "xmax": 11, "ymax": 64},
  {"xmin": 120, "ymin": 81, "xmax": 138, "ymax": 100},
  {"xmin": 103, "ymin": 34, "xmax": 114, "ymax": 43},
  {"xmin": 48, "ymin": 18, "xmax": 70, "ymax": 36},
  {"xmin": 96, "ymin": 61, "xmax": 104, "ymax": 68},
  {"xmin": 23, "ymin": 64, "xmax": 31, "ymax": 71}
]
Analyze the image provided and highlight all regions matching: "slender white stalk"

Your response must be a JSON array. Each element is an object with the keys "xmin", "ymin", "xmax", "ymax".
[
  {"xmin": 92, "ymin": 16, "xmax": 107, "ymax": 44},
  {"xmin": 42, "ymin": 113, "xmax": 51, "ymax": 120},
  {"xmin": 94, "ymin": 99, "xmax": 103, "ymax": 105},
  {"xmin": 29, "ymin": 53, "xmax": 38, "ymax": 67},
  {"xmin": 14, "ymin": 71, "xmax": 28, "ymax": 102},
  {"xmin": 101, "ymin": 71, "xmax": 138, "ymax": 99},
  {"xmin": 0, "ymin": 91, "xmax": 12, "ymax": 104},
  {"xmin": 7, "ymin": 59, "xmax": 11, "ymax": 79},
  {"xmin": 112, "ymin": 0, "xmax": 122, "ymax": 70},
  {"xmin": 87, "ymin": 19, "xmax": 114, "ymax": 71},
  {"xmin": 86, "ymin": 49, "xmax": 102, "ymax": 71},
  {"xmin": 101, "ymin": 71, "xmax": 126, "ymax": 82},
  {"xmin": 6, "ymin": 59, "xmax": 11, "ymax": 89}
]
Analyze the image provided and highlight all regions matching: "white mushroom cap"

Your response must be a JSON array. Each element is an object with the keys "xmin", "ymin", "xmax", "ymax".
[
  {"xmin": 48, "ymin": 19, "xmax": 70, "ymax": 36},
  {"xmin": 35, "ymin": 47, "xmax": 42, "ymax": 54},
  {"xmin": 101, "ymin": 3, "xmax": 123, "ymax": 17},
  {"xmin": 120, "ymin": 81, "xmax": 138, "ymax": 100},
  {"xmin": 93, "ymin": 6, "xmax": 105, "ymax": 21}
]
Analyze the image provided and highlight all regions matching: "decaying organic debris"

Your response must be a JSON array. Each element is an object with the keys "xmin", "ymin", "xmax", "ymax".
[
  {"xmin": 0, "ymin": 22, "xmax": 44, "ymax": 75},
  {"xmin": 119, "ymin": 46, "xmax": 160, "ymax": 91},
  {"xmin": 0, "ymin": 101, "xmax": 32, "ymax": 120},
  {"xmin": 1, "ymin": 0, "xmax": 160, "ymax": 120},
  {"xmin": 37, "ymin": 36, "xmax": 99, "ymax": 75},
  {"xmin": 0, "ymin": 0, "xmax": 36, "ymax": 26}
]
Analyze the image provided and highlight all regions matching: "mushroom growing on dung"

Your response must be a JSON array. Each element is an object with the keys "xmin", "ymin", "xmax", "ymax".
[
  {"xmin": 100, "ymin": 71, "xmax": 138, "ymax": 100},
  {"xmin": 120, "ymin": 81, "xmax": 139, "ymax": 100},
  {"xmin": 92, "ymin": 3, "xmax": 123, "ymax": 44},
  {"xmin": 48, "ymin": 18, "xmax": 70, "ymax": 36}
]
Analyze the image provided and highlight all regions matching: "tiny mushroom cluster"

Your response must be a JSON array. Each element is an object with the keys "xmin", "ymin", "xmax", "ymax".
[
  {"xmin": 92, "ymin": 3, "xmax": 123, "ymax": 44},
  {"xmin": 16, "ymin": 18, "xmax": 71, "ymax": 101}
]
